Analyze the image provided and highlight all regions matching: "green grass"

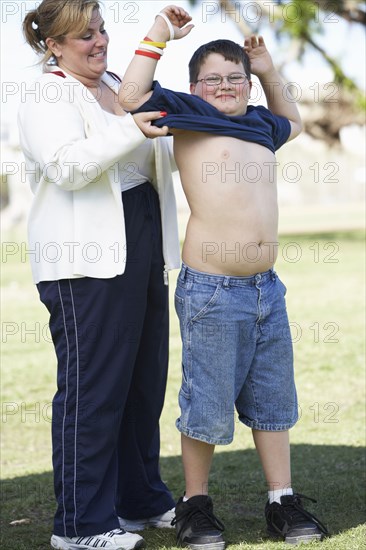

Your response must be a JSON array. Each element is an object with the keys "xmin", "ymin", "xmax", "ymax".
[{"xmin": 1, "ymin": 229, "xmax": 365, "ymax": 549}]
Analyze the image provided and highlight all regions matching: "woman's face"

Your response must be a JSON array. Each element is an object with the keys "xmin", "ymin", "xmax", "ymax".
[{"xmin": 46, "ymin": 9, "xmax": 109, "ymax": 82}]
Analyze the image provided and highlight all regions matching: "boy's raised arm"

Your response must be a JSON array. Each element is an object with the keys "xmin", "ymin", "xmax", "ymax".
[
  {"xmin": 245, "ymin": 35, "xmax": 303, "ymax": 141},
  {"xmin": 119, "ymin": 6, "xmax": 193, "ymax": 111}
]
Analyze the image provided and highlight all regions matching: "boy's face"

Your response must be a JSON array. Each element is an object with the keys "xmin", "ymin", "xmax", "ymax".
[{"xmin": 190, "ymin": 53, "xmax": 251, "ymax": 116}]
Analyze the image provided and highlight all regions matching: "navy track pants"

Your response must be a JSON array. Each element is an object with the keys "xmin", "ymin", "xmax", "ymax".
[{"xmin": 38, "ymin": 183, "xmax": 175, "ymax": 537}]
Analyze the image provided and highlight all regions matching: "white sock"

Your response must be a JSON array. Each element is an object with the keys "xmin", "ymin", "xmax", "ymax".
[
  {"xmin": 183, "ymin": 495, "xmax": 189, "ymax": 502},
  {"xmin": 268, "ymin": 487, "xmax": 293, "ymax": 504}
]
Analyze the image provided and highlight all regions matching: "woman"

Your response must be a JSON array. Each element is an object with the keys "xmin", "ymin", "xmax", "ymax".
[{"xmin": 18, "ymin": 1, "xmax": 191, "ymax": 548}]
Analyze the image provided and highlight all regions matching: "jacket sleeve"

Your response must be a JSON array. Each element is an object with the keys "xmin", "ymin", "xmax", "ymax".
[
  {"xmin": 165, "ymin": 136, "xmax": 178, "ymax": 172},
  {"xmin": 18, "ymin": 75, "xmax": 146, "ymax": 191}
]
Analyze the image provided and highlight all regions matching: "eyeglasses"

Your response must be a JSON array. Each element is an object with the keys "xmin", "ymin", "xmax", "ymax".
[{"xmin": 195, "ymin": 73, "xmax": 248, "ymax": 86}]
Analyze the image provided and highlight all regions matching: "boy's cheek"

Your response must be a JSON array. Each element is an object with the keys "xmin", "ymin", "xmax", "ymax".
[
  {"xmin": 190, "ymin": 83, "xmax": 211, "ymax": 101},
  {"xmin": 191, "ymin": 88, "xmax": 212, "ymax": 102}
]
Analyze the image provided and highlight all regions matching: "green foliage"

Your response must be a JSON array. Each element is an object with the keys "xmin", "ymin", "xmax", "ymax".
[{"xmin": 276, "ymin": 0, "xmax": 323, "ymax": 40}]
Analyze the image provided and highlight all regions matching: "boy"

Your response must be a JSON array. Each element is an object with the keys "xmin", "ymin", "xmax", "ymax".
[{"xmin": 119, "ymin": 6, "xmax": 328, "ymax": 548}]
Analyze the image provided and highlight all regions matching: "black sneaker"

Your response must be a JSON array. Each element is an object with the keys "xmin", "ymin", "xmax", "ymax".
[
  {"xmin": 172, "ymin": 495, "xmax": 225, "ymax": 549},
  {"xmin": 265, "ymin": 493, "xmax": 329, "ymax": 545}
]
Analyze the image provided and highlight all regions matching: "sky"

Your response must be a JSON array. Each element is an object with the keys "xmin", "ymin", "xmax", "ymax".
[{"xmin": 1, "ymin": 0, "xmax": 365, "ymax": 138}]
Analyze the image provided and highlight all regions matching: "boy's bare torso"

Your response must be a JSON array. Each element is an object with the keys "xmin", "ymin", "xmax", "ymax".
[{"xmin": 174, "ymin": 131, "xmax": 279, "ymax": 276}]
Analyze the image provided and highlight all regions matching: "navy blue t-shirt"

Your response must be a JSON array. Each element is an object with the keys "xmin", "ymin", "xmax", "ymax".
[{"xmin": 131, "ymin": 81, "xmax": 291, "ymax": 153}]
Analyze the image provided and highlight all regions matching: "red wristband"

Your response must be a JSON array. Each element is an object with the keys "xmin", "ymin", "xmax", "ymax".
[{"xmin": 135, "ymin": 49, "xmax": 161, "ymax": 60}]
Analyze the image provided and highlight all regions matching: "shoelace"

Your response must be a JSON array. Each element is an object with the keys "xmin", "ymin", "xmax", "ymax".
[
  {"xmin": 277, "ymin": 493, "xmax": 329, "ymax": 536},
  {"xmin": 171, "ymin": 502, "xmax": 225, "ymax": 540}
]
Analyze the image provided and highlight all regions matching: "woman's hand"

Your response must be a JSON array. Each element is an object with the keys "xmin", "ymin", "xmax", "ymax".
[
  {"xmin": 132, "ymin": 111, "xmax": 169, "ymax": 138},
  {"xmin": 150, "ymin": 5, "xmax": 194, "ymax": 42}
]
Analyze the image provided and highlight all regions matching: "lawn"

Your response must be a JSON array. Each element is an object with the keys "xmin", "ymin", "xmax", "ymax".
[{"xmin": 1, "ymin": 228, "xmax": 365, "ymax": 549}]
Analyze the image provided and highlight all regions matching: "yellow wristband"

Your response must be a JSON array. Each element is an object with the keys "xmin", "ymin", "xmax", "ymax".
[{"xmin": 140, "ymin": 40, "xmax": 167, "ymax": 49}]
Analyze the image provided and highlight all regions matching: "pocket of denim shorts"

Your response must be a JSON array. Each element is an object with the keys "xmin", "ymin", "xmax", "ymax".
[{"xmin": 189, "ymin": 281, "xmax": 223, "ymax": 322}]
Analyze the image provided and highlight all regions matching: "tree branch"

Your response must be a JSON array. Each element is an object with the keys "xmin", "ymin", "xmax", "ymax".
[{"xmin": 315, "ymin": 0, "xmax": 366, "ymax": 26}]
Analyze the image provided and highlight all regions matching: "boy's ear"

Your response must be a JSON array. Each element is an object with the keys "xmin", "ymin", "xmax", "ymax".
[
  {"xmin": 189, "ymin": 82, "xmax": 197, "ymax": 95},
  {"xmin": 248, "ymin": 79, "xmax": 253, "ymax": 98}
]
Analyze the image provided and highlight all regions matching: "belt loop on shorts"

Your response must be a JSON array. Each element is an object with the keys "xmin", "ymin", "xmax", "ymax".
[
  {"xmin": 223, "ymin": 276, "xmax": 230, "ymax": 288},
  {"xmin": 270, "ymin": 268, "xmax": 276, "ymax": 281}
]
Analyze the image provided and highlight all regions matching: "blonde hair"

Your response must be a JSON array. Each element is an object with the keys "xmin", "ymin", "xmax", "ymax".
[{"xmin": 23, "ymin": 0, "xmax": 101, "ymax": 69}]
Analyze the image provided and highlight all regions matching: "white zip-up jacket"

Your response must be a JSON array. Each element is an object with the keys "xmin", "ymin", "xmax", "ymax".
[{"xmin": 17, "ymin": 70, "xmax": 180, "ymax": 284}]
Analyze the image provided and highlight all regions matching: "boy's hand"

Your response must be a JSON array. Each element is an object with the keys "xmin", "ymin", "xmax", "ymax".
[
  {"xmin": 244, "ymin": 35, "xmax": 275, "ymax": 78},
  {"xmin": 153, "ymin": 5, "xmax": 194, "ymax": 41},
  {"xmin": 244, "ymin": 35, "xmax": 302, "ymax": 141}
]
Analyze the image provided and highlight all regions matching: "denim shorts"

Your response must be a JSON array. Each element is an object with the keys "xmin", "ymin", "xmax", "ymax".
[{"xmin": 174, "ymin": 263, "xmax": 298, "ymax": 445}]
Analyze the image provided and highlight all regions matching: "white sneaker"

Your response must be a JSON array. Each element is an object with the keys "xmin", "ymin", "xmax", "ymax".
[
  {"xmin": 118, "ymin": 507, "xmax": 175, "ymax": 531},
  {"xmin": 51, "ymin": 528, "xmax": 145, "ymax": 549}
]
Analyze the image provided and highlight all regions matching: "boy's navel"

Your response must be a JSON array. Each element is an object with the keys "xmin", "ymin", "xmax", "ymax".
[{"xmin": 221, "ymin": 149, "xmax": 230, "ymax": 159}]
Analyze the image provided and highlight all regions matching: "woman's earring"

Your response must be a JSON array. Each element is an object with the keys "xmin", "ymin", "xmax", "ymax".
[{"xmin": 47, "ymin": 55, "xmax": 57, "ymax": 66}]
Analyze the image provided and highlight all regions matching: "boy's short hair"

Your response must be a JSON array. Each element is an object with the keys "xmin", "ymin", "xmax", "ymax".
[{"xmin": 189, "ymin": 39, "xmax": 251, "ymax": 83}]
